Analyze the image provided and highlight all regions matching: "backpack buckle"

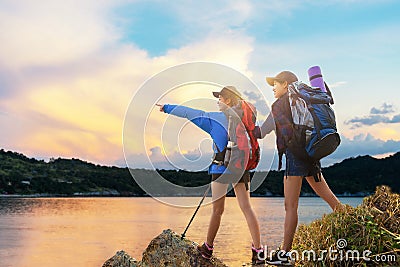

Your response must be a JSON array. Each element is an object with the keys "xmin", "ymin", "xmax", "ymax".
[{"xmin": 212, "ymin": 160, "xmax": 224, "ymax": 166}]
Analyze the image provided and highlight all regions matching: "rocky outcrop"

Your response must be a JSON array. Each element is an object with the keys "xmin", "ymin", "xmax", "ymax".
[
  {"xmin": 103, "ymin": 229, "xmax": 228, "ymax": 267},
  {"xmin": 102, "ymin": 250, "xmax": 140, "ymax": 267}
]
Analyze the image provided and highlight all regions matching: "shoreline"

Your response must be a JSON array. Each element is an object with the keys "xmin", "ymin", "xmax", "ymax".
[{"xmin": 0, "ymin": 193, "xmax": 371, "ymax": 198}]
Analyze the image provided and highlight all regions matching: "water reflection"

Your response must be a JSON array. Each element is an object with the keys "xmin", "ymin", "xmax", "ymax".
[{"xmin": 0, "ymin": 197, "xmax": 362, "ymax": 267}]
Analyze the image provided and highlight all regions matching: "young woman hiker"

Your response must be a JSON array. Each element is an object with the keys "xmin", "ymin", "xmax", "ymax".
[
  {"xmin": 157, "ymin": 86, "xmax": 265, "ymax": 265},
  {"xmin": 255, "ymin": 71, "xmax": 342, "ymax": 266}
]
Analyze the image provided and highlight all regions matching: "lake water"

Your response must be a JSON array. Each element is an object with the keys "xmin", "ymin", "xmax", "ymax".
[{"xmin": 0, "ymin": 197, "xmax": 363, "ymax": 267}]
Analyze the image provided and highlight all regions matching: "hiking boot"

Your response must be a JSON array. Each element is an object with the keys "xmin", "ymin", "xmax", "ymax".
[
  {"xmin": 266, "ymin": 250, "xmax": 293, "ymax": 266},
  {"xmin": 251, "ymin": 245, "xmax": 266, "ymax": 265},
  {"xmin": 197, "ymin": 242, "xmax": 213, "ymax": 259}
]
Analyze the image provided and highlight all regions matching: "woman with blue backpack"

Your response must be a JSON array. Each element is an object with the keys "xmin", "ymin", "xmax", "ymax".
[
  {"xmin": 255, "ymin": 71, "xmax": 342, "ymax": 266},
  {"xmin": 157, "ymin": 86, "xmax": 265, "ymax": 265}
]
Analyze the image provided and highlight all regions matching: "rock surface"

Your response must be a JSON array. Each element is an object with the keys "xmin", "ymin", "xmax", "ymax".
[
  {"xmin": 102, "ymin": 250, "xmax": 140, "ymax": 267},
  {"xmin": 103, "ymin": 229, "xmax": 228, "ymax": 267}
]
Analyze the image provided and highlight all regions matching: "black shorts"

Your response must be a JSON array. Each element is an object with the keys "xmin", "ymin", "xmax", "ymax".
[{"xmin": 211, "ymin": 171, "xmax": 250, "ymax": 185}]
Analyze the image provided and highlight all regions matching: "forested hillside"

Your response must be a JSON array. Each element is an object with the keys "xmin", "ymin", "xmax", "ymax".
[{"xmin": 0, "ymin": 149, "xmax": 399, "ymax": 196}]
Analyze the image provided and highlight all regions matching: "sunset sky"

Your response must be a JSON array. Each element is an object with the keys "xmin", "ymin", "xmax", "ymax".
[{"xmin": 1, "ymin": 0, "xmax": 400, "ymax": 170}]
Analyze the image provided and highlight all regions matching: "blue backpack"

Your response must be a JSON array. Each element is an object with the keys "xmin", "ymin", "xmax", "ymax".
[{"xmin": 287, "ymin": 81, "xmax": 341, "ymax": 168}]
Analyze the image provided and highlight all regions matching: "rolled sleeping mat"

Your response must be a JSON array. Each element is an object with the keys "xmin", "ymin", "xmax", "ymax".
[{"xmin": 308, "ymin": 66, "xmax": 326, "ymax": 92}]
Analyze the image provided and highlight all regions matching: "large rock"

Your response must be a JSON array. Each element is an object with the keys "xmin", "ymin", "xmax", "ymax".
[{"xmin": 103, "ymin": 229, "xmax": 228, "ymax": 267}]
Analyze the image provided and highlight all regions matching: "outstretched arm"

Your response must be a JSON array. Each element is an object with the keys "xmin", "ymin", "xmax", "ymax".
[{"xmin": 157, "ymin": 104, "xmax": 213, "ymax": 133}]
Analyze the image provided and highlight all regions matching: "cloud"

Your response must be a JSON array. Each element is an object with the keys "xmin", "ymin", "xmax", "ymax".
[
  {"xmin": 161, "ymin": 33, "xmax": 254, "ymax": 74},
  {"xmin": 370, "ymin": 103, "xmax": 395, "ymax": 114},
  {"xmin": 328, "ymin": 81, "xmax": 347, "ymax": 88},
  {"xmin": 392, "ymin": 114, "xmax": 400, "ymax": 123},
  {"xmin": 0, "ymin": 0, "xmax": 122, "ymax": 70},
  {"xmin": 346, "ymin": 114, "xmax": 391, "ymax": 126},
  {"xmin": 243, "ymin": 90, "xmax": 270, "ymax": 116},
  {"xmin": 346, "ymin": 103, "xmax": 400, "ymax": 127},
  {"xmin": 0, "ymin": 4, "xmax": 252, "ymax": 168},
  {"xmin": 166, "ymin": 1, "xmax": 255, "ymax": 39},
  {"xmin": 0, "ymin": 0, "xmax": 263, "ymax": 166}
]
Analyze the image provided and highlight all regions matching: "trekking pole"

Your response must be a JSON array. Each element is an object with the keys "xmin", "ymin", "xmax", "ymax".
[{"xmin": 181, "ymin": 184, "xmax": 211, "ymax": 240}]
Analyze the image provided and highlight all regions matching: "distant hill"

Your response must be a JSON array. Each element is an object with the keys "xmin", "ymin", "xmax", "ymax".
[
  {"xmin": 0, "ymin": 149, "xmax": 399, "ymax": 196},
  {"xmin": 319, "ymin": 153, "xmax": 400, "ymax": 195}
]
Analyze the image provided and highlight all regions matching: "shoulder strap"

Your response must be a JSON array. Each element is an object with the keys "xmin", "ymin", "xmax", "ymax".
[
  {"xmin": 241, "ymin": 101, "xmax": 257, "ymax": 132},
  {"xmin": 213, "ymin": 141, "xmax": 226, "ymax": 162},
  {"xmin": 213, "ymin": 141, "xmax": 221, "ymax": 153},
  {"xmin": 212, "ymin": 112, "xmax": 231, "ymax": 161},
  {"xmin": 324, "ymin": 82, "xmax": 334, "ymax": 105}
]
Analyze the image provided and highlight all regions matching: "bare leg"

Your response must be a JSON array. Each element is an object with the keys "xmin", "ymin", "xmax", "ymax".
[
  {"xmin": 234, "ymin": 182, "xmax": 261, "ymax": 248},
  {"xmin": 305, "ymin": 174, "xmax": 341, "ymax": 211},
  {"xmin": 282, "ymin": 176, "xmax": 303, "ymax": 252},
  {"xmin": 206, "ymin": 182, "xmax": 229, "ymax": 246}
]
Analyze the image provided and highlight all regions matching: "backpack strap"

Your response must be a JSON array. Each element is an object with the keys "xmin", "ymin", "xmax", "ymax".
[
  {"xmin": 309, "ymin": 73, "xmax": 322, "ymax": 81},
  {"xmin": 212, "ymin": 141, "xmax": 226, "ymax": 165},
  {"xmin": 312, "ymin": 163, "xmax": 322, "ymax": 182},
  {"xmin": 324, "ymin": 82, "xmax": 334, "ymax": 105},
  {"xmin": 212, "ymin": 110, "xmax": 232, "ymax": 165}
]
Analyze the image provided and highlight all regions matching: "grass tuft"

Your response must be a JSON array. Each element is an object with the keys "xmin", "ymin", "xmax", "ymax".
[{"xmin": 292, "ymin": 185, "xmax": 400, "ymax": 266}]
